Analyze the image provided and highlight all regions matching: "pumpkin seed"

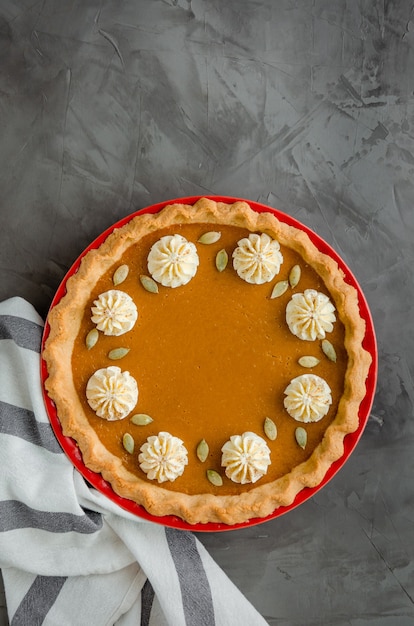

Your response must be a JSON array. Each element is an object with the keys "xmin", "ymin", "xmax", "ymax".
[
  {"xmin": 108, "ymin": 347, "xmax": 130, "ymax": 360},
  {"xmin": 140, "ymin": 275, "xmax": 159, "ymax": 294},
  {"xmin": 198, "ymin": 231, "xmax": 221, "ymax": 244},
  {"xmin": 298, "ymin": 356, "xmax": 320, "ymax": 368},
  {"xmin": 270, "ymin": 280, "xmax": 289, "ymax": 299},
  {"xmin": 130, "ymin": 413, "xmax": 153, "ymax": 426},
  {"xmin": 322, "ymin": 339, "xmax": 337, "ymax": 363},
  {"xmin": 264, "ymin": 417, "xmax": 277, "ymax": 441},
  {"xmin": 207, "ymin": 469, "xmax": 223, "ymax": 486},
  {"xmin": 86, "ymin": 328, "xmax": 99, "ymax": 350},
  {"xmin": 215, "ymin": 249, "xmax": 228, "ymax": 272},
  {"xmin": 113, "ymin": 264, "xmax": 129, "ymax": 286},
  {"xmin": 122, "ymin": 432, "xmax": 134, "ymax": 454},
  {"xmin": 295, "ymin": 427, "xmax": 307, "ymax": 449},
  {"xmin": 289, "ymin": 264, "xmax": 301, "ymax": 288},
  {"xmin": 196, "ymin": 439, "xmax": 209, "ymax": 462}
]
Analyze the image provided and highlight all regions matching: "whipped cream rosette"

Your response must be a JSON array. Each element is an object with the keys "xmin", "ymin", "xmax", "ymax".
[
  {"xmin": 86, "ymin": 366, "xmax": 138, "ymax": 421},
  {"xmin": 232, "ymin": 233, "xmax": 283, "ymax": 284},
  {"xmin": 139, "ymin": 432, "xmax": 188, "ymax": 483},
  {"xmin": 286, "ymin": 289, "xmax": 336, "ymax": 341},
  {"xmin": 91, "ymin": 289, "xmax": 138, "ymax": 336},
  {"xmin": 221, "ymin": 432, "xmax": 271, "ymax": 484},
  {"xmin": 147, "ymin": 234, "xmax": 199, "ymax": 287},
  {"xmin": 284, "ymin": 374, "xmax": 332, "ymax": 423}
]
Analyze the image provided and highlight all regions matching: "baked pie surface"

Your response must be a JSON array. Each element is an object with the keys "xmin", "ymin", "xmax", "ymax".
[{"xmin": 43, "ymin": 197, "xmax": 372, "ymax": 525}]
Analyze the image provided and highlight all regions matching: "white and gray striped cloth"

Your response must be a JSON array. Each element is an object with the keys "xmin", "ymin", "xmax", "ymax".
[{"xmin": 0, "ymin": 297, "xmax": 268, "ymax": 626}]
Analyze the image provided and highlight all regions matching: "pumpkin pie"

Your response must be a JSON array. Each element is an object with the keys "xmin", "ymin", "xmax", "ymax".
[{"xmin": 42, "ymin": 197, "xmax": 372, "ymax": 525}]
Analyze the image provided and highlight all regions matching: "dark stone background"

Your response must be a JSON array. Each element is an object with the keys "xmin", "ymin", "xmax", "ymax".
[{"xmin": 1, "ymin": 1, "xmax": 413, "ymax": 624}]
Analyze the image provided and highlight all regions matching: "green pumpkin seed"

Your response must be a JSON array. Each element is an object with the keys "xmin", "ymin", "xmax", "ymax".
[
  {"xmin": 270, "ymin": 280, "xmax": 289, "ymax": 299},
  {"xmin": 215, "ymin": 249, "xmax": 228, "ymax": 272},
  {"xmin": 264, "ymin": 417, "xmax": 277, "ymax": 441},
  {"xmin": 207, "ymin": 469, "xmax": 223, "ymax": 486},
  {"xmin": 322, "ymin": 339, "xmax": 337, "ymax": 362},
  {"xmin": 122, "ymin": 432, "xmax": 135, "ymax": 454},
  {"xmin": 113, "ymin": 264, "xmax": 129, "ymax": 286},
  {"xmin": 85, "ymin": 328, "xmax": 99, "ymax": 350},
  {"xmin": 196, "ymin": 439, "xmax": 209, "ymax": 462},
  {"xmin": 298, "ymin": 356, "xmax": 320, "ymax": 368},
  {"xmin": 140, "ymin": 275, "xmax": 159, "ymax": 293},
  {"xmin": 295, "ymin": 427, "xmax": 307, "ymax": 449},
  {"xmin": 130, "ymin": 413, "xmax": 153, "ymax": 426},
  {"xmin": 289, "ymin": 264, "xmax": 301, "ymax": 288},
  {"xmin": 198, "ymin": 231, "xmax": 221, "ymax": 244},
  {"xmin": 108, "ymin": 347, "xmax": 130, "ymax": 360}
]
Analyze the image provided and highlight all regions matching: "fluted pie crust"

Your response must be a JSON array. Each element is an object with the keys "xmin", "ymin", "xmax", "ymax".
[{"xmin": 43, "ymin": 198, "xmax": 372, "ymax": 525}]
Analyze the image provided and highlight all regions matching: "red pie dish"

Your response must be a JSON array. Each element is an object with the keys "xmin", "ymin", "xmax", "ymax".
[{"xmin": 41, "ymin": 196, "xmax": 377, "ymax": 531}]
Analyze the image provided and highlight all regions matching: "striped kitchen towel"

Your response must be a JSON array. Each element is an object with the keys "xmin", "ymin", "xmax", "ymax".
[{"xmin": 0, "ymin": 297, "xmax": 268, "ymax": 626}]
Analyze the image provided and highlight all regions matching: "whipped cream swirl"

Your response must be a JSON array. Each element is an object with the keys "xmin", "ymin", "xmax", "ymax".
[
  {"xmin": 286, "ymin": 289, "xmax": 336, "ymax": 341},
  {"xmin": 147, "ymin": 234, "xmax": 199, "ymax": 288},
  {"xmin": 221, "ymin": 432, "xmax": 271, "ymax": 484},
  {"xmin": 232, "ymin": 233, "xmax": 283, "ymax": 284},
  {"xmin": 284, "ymin": 374, "xmax": 332, "ymax": 423},
  {"xmin": 91, "ymin": 290, "xmax": 138, "ymax": 336},
  {"xmin": 86, "ymin": 366, "xmax": 138, "ymax": 421},
  {"xmin": 139, "ymin": 432, "xmax": 188, "ymax": 483}
]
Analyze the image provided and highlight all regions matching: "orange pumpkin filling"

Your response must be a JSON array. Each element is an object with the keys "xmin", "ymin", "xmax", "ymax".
[{"xmin": 72, "ymin": 223, "xmax": 347, "ymax": 496}]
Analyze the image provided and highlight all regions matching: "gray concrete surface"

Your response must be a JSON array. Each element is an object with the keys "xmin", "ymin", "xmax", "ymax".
[{"xmin": 1, "ymin": 1, "xmax": 414, "ymax": 624}]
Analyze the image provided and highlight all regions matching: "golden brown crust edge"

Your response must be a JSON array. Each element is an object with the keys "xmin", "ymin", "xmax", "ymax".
[{"xmin": 43, "ymin": 197, "xmax": 372, "ymax": 525}]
